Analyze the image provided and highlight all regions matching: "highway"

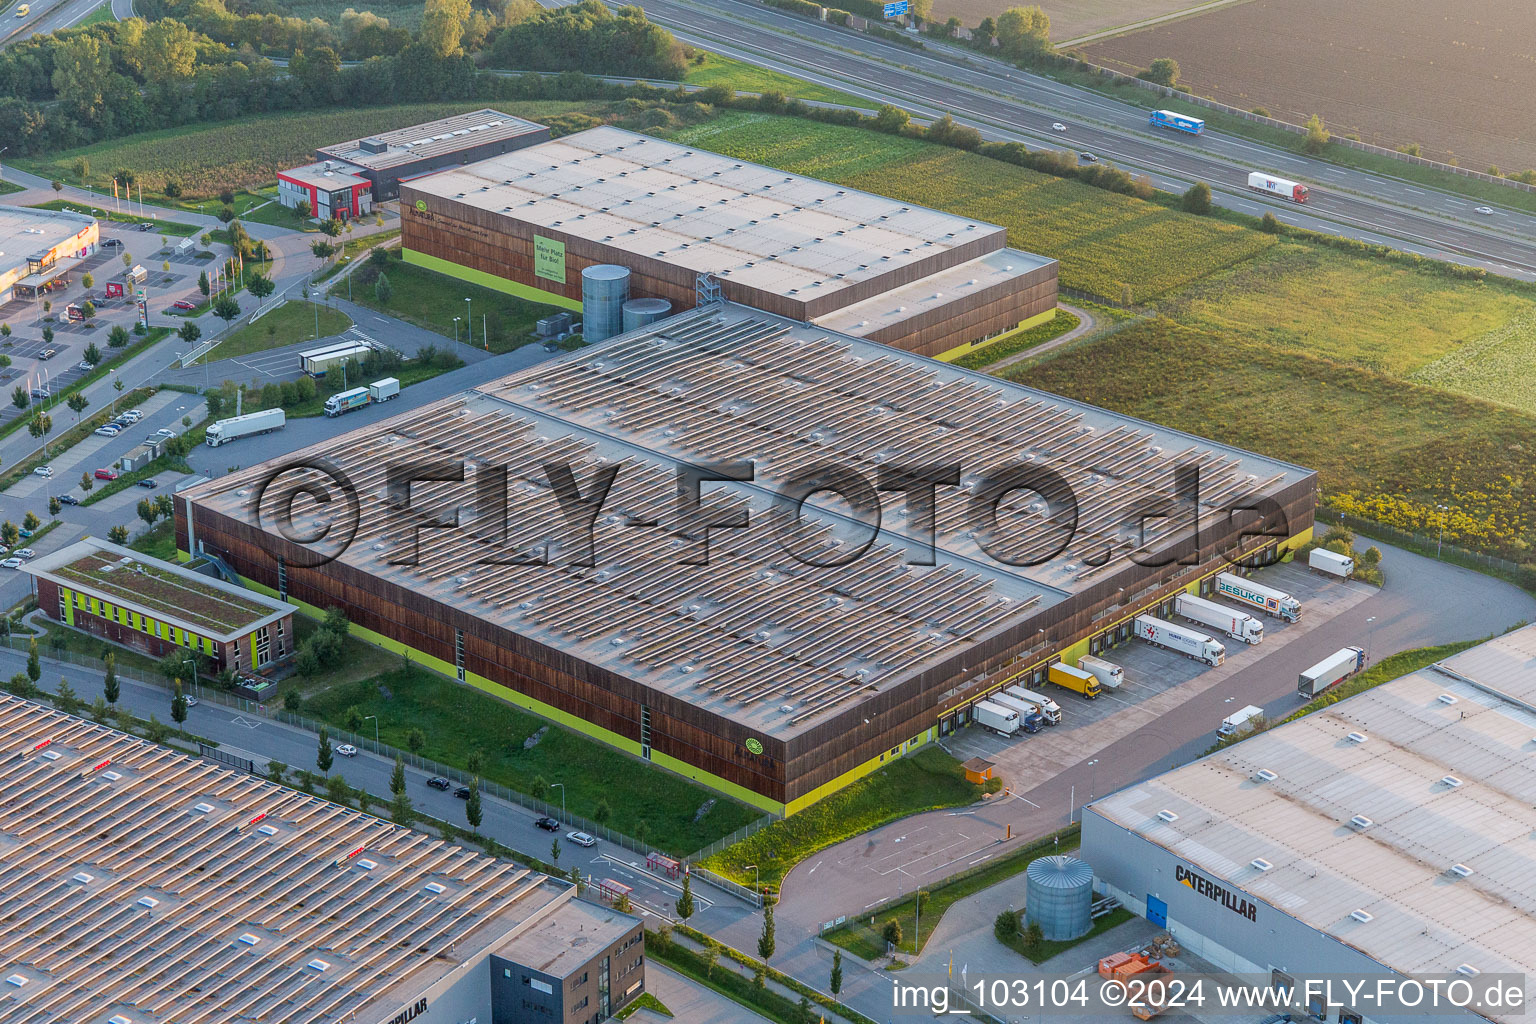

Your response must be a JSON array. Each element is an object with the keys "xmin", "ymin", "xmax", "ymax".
[{"xmin": 629, "ymin": 0, "xmax": 1536, "ymax": 278}]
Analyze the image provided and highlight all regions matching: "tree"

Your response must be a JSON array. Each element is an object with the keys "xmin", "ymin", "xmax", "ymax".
[
  {"xmin": 145, "ymin": 715, "xmax": 170, "ymax": 744},
  {"xmin": 873, "ymin": 104, "xmax": 910, "ymax": 135},
  {"xmin": 1260, "ymin": 212, "xmax": 1282, "ymax": 233},
  {"xmin": 154, "ymin": 494, "xmax": 173, "ymax": 519},
  {"xmin": 177, "ymin": 321, "xmax": 201, "ymax": 347},
  {"xmin": 995, "ymin": 5, "xmax": 1050, "ymax": 57},
  {"xmin": 593, "ymin": 797, "xmax": 611, "ymax": 824},
  {"xmin": 1303, "ymin": 113, "xmax": 1330, "ymax": 154},
  {"xmin": 550, "ymin": 838, "xmax": 561, "ymax": 866},
  {"xmin": 420, "ymin": 0, "xmax": 472, "ymax": 57},
  {"xmin": 1143, "ymin": 57, "xmax": 1180, "ymax": 87},
  {"xmin": 391, "ymin": 755, "xmax": 406, "ymax": 796},
  {"xmin": 89, "ymin": 696, "xmax": 109, "ymax": 723},
  {"xmin": 974, "ymin": 15, "xmax": 996, "ymax": 48},
  {"xmin": 54, "ymin": 677, "xmax": 81, "ymax": 716},
  {"xmin": 994, "ymin": 908, "xmax": 1019, "ymax": 942},
  {"xmin": 41, "ymin": 326, "xmax": 53, "ymax": 346},
  {"xmin": 49, "ymin": 496, "xmax": 61, "ymax": 517},
  {"xmin": 198, "ymin": 270, "xmax": 209, "ymax": 297},
  {"xmin": 0, "ymin": 521, "xmax": 16, "ymax": 548},
  {"xmin": 108, "ymin": 525, "xmax": 129, "ymax": 544},
  {"xmin": 247, "ymin": 273, "xmax": 275, "ymax": 300},
  {"xmin": 757, "ymin": 902, "xmax": 776, "ymax": 961},
  {"xmin": 704, "ymin": 944, "xmax": 718, "ymax": 977},
  {"xmin": 296, "ymin": 199, "xmax": 312, "ymax": 219},
  {"xmin": 81, "ymin": 301, "xmax": 96, "ymax": 319},
  {"xmin": 11, "ymin": 386, "xmax": 27, "ymax": 411},
  {"xmin": 268, "ymin": 760, "xmax": 288, "ymax": 784},
  {"xmin": 310, "ymin": 240, "xmax": 338, "ymax": 261},
  {"xmin": 797, "ymin": 995, "xmax": 811, "ymax": 1024},
  {"xmin": 675, "ymin": 871, "xmax": 695, "ymax": 920},
  {"xmin": 171, "ymin": 685, "xmax": 188, "ymax": 730},
  {"xmin": 1022, "ymin": 920, "xmax": 1044, "ymax": 957},
  {"xmin": 345, "ymin": 705, "xmax": 364, "ymax": 731},
  {"xmin": 51, "ymin": 180, "xmax": 62, "ymax": 193},
  {"xmin": 26, "ymin": 640, "xmax": 38, "ymax": 685},
  {"xmin": 326, "ymin": 773, "xmax": 353, "ymax": 806},
  {"xmin": 374, "ymin": 272, "xmax": 392, "ymax": 303},
  {"xmin": 103, "ymin": 652, "xmax": 119, "ymax": 705},
  {"xmin": 319, "ymin": 217, "xmax": 343, "ymax": 238},
  {"xmin": 406, "ymin": 727, "xmax": 426, "ymax": 753},
  {"xmin": 216, "ymin": 206, "xmax": 236, "ymax": 224},
  {"xmin": 830, "ymin": 949, "xmax": 843, "ymax": 995},
  {"xmin": 283, "ymin": 689, "xmax": 302, "ymax": 712},
  {"xmin": 391, "ymin": 789, "xmax": 415, "ymax": 826},
  {"xmin": 108, "ymin": 324, "xmax": 130, "ymax": 348},
  {"xmin": 881, "ymin": 918, "xmax": 903, "ymax": 950},
  {"xmin": 315, "ymin": 727, "xmax": 334, "ymax": 774},
  {"xmin": 466, "ymin": 749, "xmax": 485, "ymax": 775},
  {"xmin": 80, "ymin": 472, "xmax": 94, "ymax": 494},
  {"xmin": 1181, "ymin": 181, "xmax": 1212, "ymax": 214},
  {"xmin": 465, "ymin": 777, "xmax": 482, "ymax": 832},
  {"xmin": 213, "ymin": 296, "xmax": 241, "ymax": 324},
  {"xmin": 73, "ymin": 158, "xmax": 90, "ymax": 181},
  {"xmin": 137, "ymin": 498, "xmax": 158, "ymax": 527},
  {"xmin": 23, "ymin": 511, "xmax": 40, "ymax": 532},
  {"xmin": 66, "ymin": 392, "xmax": 90, "ymax": 424},
  {"xmin": 614, "ymin": 889, "xmax": 633, "ymax": 913}
]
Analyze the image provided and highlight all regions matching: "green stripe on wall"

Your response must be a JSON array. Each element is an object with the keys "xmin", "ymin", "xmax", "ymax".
[{"xmin": 402, "ymin": 249, "xmax": 582, "ymax": 311}]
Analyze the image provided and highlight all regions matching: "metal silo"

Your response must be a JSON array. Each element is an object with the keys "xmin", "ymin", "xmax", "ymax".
[
  {"xmin": 581, "ymin": 264, "xmax": 630, "ymax": 342},
  {"xmin": 622, "ymin": 297, "xmax": 672, "ymax": 333},
  {"xmin": 1024, "ymin": 855, "xmax": 1094, "ymax": 941}
]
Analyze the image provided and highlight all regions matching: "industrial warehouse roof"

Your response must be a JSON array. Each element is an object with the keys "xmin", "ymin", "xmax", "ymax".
[
  {"xmin": 317, "ymin": 108, "xmax": 546, "ymax": 171},
  {"xmin": 182, "ymin": 303, "xmax": 1308, "ymax": 739},
  {"xmin": 25, "ymin": 539, "xmax": 297, "ymax": 641},
  {"xmin": 404, "ymin": 126, "xmax": 1011, "ymax": 304},
  {"xmin": 279, "ymin": 161, "xmax": 370, "ymax": 192},
  {"xmin": 1089, "ymin": 624, "xmax": 1536, "ymax": 1021},
  {"xmin": 0, "ymin": 204, "xmax": 95, "ymax": 278},
  {"xmin": 0, "ymin": 694, "xmax": 602, "ymax": 1024}
]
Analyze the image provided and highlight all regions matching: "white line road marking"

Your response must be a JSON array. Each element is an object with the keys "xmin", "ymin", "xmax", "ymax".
[
  {"xmin": 229, "ymin": 716, "xmax": 260, "ymax": 730},
  {"xmin": 1015, "ymin": 796, "xmax": 1040, "ymax": 808},
  {"xmin": 968, "ymin": 853, "xmax": 994, "ymax": 866},
  {"xmin": 864, "ymin": 899, "xmax": 883, "ymax": 909},
  {"xmin": 808, "ymin": 861, "xmax": 821, "ymax": 876}
]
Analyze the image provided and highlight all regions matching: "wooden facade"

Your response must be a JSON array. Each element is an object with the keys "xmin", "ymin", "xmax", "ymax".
[{"xmin": 858, "ymin": 263, "xmax": 1059, "ymax": 359}]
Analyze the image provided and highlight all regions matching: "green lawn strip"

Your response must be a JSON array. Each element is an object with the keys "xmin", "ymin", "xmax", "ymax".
[
  {"xmin": 25, "ymin": 200, "xmax": 199, "ymax": 236},
  {"xmin": 197, "ymin": 302, "xmax": 352, "ymax": 364},
  {"xmin": 645, "ymin": 939, "xmax": 797, "ymax": 1024},
  {"xmin": 338, "ymin": 251, "xmax": 566, "ymax": 353},
  {"xmin": 0, "ymin": 385, "xmax": 161, "ymax": 489},
  {"xmin": 615, "ymin": 992, "xmax": 673, "ymax": 1019},
  {"xmin": 700, "ymin": 746, "xmax": 986, "ymax": 890},
  {"xmin": 683, "ymin": 51, "xmax": 870, "ymax": 108},
  {"xmin": 952, "ymin": 310, "xmax": 1080, "ymax": 370},
  {"xmin": 1278, "ymin": 638, "xmax": 1483, "ymax": 726},
  {"xmin": 300, "ymin": 664, "xmax": 762, "ymax": 854},
  {"xmin": 1001, "ymin": 906, "xmax": 1135, "ymax": 964},
  {"xmin": 129, "ymin": 519, "xmax": 178, "ymax": 561},
  {"xmin": 314, "ymin": 228, "xmax": 403, "ymax": 286},
  {"xmin": 9, "ymin": 619, "xmax": 165, "ymax": 678},
  {"xmin": 673, "ymin": 924, "xmax": 874, "ymax": 1024},
  {"xmin": 826, "ymin": 824, "xmax": 1081, "ymax": 959},
  {"xmin": 239, "ymin": 199, "xmax": 320, "ymax": 231},
  {"xmin": 77, "ymin": 3, "xmax": 116, "ymax": 27},
  {"xmin": 287, "ymin": 615, "xmax": 403, "ymax": 691},
  {"xmin": 0, "ymin": 180, "xmax": 23, "ymax": 196},
  {"xmin": 79, "ymin": 447, "xmax": 198, "ymax": 506}
]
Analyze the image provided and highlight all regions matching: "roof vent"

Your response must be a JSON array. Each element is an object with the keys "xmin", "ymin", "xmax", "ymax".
[
  {"xmin": 1450, "ymin": 863, "xmax": 1474, "ymax": 878},
  {"xmin": 6, "ymin": 975, "xmax": 26, "ymax": 988},
  {"xmin": 358, "ymin": 859, "xmax": 378, "ymax": 870},
  {"xmin": 257, "ymin": 824, "xmax": 279, "ymax": 836},
  {"xmin": 137, "ymin": 896, "xmax": 158, "ymax": 908},
  {"xmin": 1253, "ymin": 768, "xmax": 1277, "ymax": 782},
  {"xmin": 193, "ymin": 802, "xmax": 215, "ymax": 813},
  {"xmin": 1347, "ymin": 731, "xmax": 1368, "ymax": 744},
  {"xmin": 1437, "ymin": 693, "xmax": 1459, "ymax": 705},
  {"xmin": 72, "ymin": 872, "xmax": 95, "ymax": 884},
  {"xmin": 1349, "ymin": 815, "xmax": 1373, "ymax": 829},
  {"xmin": 1156, "ymin": 809, "xmax": 1179, "ymax": 823},
  {"xmin": 1250, "ymin": 858, "xmax": 1273, "ymax": 872},
  {"xmin": 102, "ymin": 770, "xmax": 121, "ymax": 781},
  {"xmin": 110, "ymin": 1016, "xmax": 133, "ymax": 1024},
  {"xmin": 307, "ymin": 959, "xmax": 331, "ymax": 972},
  {"xmin": 780, "ymin": 704, "xmax": 794, "ymax": 713},
  {"xmin": 1456, "ymin": 964, "xmax": 1480, "ymax": 977},
  {"xmin": 1349, "ymin": 909, "xmax": 1373, "ymax": 923},
  {"xmin": 238, "ymin": 933, "xmax": 260, "ymax": 945},
  {"xmin": 40, "ymin": 750, "xmax": 60, "ymax": 761},
  {"xmin": 423, "ymin": 882, "xmax": 447, "ymax": 895},
  {"xmin": 1441, "ymin": 775, "xmax": 1464, "ymax": 788}
]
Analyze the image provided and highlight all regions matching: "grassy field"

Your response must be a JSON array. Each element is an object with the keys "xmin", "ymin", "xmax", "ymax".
[
  {"xmin": 315, "ymin": 228, "xmax": 401, "ymax": 284},
  {"xmin": 0, "ymin": 179, "xmax": 23, "ymax": 196},
  {"xmin": 240, "ymin": 199, "xmax": 319, "ymax": 231},
  {"xmin": 301, "ymin": 665, "xmax": 762, "ymax": 853},
  {"xmin": 682, "ymin": 52, "xmax": 871, "ymax": 108},
  {"xmin": 200, "ymin": 302, "xmax": 352, "ymax": 363},
  {"xmin": 952, "ymin": 309, "xmax": 1080, "ymax": 369},
  {"xmin": 77, "ymin": 1, "xmax": 114, "ymax": 25},
  {"xmin": 666, "ymin": 113, "xmax": 1275, "ymax": 302},
  {"xmin": 130, "ymin": 519, "xmax": 177, "ymax": 561},
  {"xmin": 26, "ymin": 200, "xmax": 199, "ymax": 236},
  {"xmin": 1409, "ymin": 305, "xmax": 1536, "ymax": 415},
  {"xmin": 700, "ymin": 747, "xmax": 985, "ymax": 890},
  {"xmin": 340, "ymin": 251, "xmax": 565, "ymax": 352}
]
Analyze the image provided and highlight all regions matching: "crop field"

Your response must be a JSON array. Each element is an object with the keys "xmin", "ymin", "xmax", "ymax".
[
  {"xmin": 928, "ymin": 0, "xmax": 1214, "ymax": 43},
  {"xmin": 665, "ymin": 113, "xmax": 1275, "ymax": 302},
  {"xmin": 13, "ymin": 101, "xmax": 606, "ymax": 198},
  {"xmin": 1410, "ymin": 306, "xmax": 1536, "ymax": 416},
  {"xmin": 1081, "ymin": 0, "xmax": 1536, "ymax": 172}
]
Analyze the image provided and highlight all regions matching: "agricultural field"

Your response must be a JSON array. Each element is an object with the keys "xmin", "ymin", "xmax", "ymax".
[
  {"xmin": 682, "ymin": 52, "xmax": 870, "ymax": 108},
  {"xmin": 12, "ymin": 101, "xmax": 608, "ymax": 200},
  {"xmin": 665, "ymin": 113, "xmax": 1275, "ymax": 302},
  {"xmin": 928, "ymin": 0, "xmax": 1218, "ymax": 43},
  {"xmin": 1410, "ymin": 306, "xmax": 1536, "ymax": 416},
  {"xmin": 1081, "ymin": 0, "xmax": 1536, "ymax": 172}
]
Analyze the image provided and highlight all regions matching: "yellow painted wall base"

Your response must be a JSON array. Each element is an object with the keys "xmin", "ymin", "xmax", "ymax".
[
  {"xmin": 402, "ymin": 248, "xmax": 582, "ymax": 312},
  {"xmin": 784, "ymin": 726, "xmax": 936, "ymax": 816},
  {"xmin": 933, "ymin": 306, "xmax": 1057, "ymax": 363}
]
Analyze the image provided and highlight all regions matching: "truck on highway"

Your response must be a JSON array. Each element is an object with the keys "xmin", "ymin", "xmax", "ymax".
[
  {"xmin": 989, "ymin": 692, "xmax": 1045, "ymax": 733},
  {"xmin": 1047, "ymin": 663, "xmax": 1102, "ymax": 700},
  {"xmin": 1298, "ymin": 646, "xmax": 1366, "ymax": 698},
  {"xmin": 1149, "ymin": 109, "xmax": 1204, "ymax": 134},
  {"xmin": 205, "ymin": 408, "xmax": 285, "ymax": 447},
  {"xmin": 1005, "ymin": 685, "xmax": 1061, "ymax": 725},
  {"xmin": 1135, "ymin": 614, "xmax": 1225, "ymax": 667},
  {"xmin": 1215, "ymin": 571, "xmax": 1301, "ymax": 622},
  {"xmin": 1175, "ymin": 592, "xmax": 1264, "ymax": 645},
  {"xmin": 323, "ymin": 377, "xmax": 401, "ymax": 417},
  {"xmin": 299, "ymin": 340, "xmax": 372, "ymax": 377},
  {"xmin": 1308, "ymin": 548, "xmax": 1355, "ymax": 578},
  {"xmin": 1218, "ymin": 704, "xmax": 1266, "ymax": 739},
  {"xmin": 1247, "ymin": 171, "xmax": 1310, "ymax": 203},
  {"xmin": 1077, "ymin": 654, "xmax": 1124, "ymax": 691},
  {"xmin": 973, "ymin": 699, "xmax": 1020, "ymax": 736}
]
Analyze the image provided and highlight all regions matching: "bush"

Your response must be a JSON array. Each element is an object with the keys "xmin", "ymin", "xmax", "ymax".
[
  {"xmin": 994, "ymin": 908, "xmax": 1019, "ymax": 942},
  {"xmin": 1181, "ymin": 181, "xmax": 1212, "ymax": 214},
  {"xmin": 881, "ymin": 918, "xmax": 903, "ymax": 949}
]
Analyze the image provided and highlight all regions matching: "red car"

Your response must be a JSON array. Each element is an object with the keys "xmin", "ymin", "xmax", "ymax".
[
  {"xmin": 172, "ymin": 299, "xmax": 197, "ymax": 311},
  {"xmin": 94, "ymin": 468, "xmax": 119, "ymax": 481}
]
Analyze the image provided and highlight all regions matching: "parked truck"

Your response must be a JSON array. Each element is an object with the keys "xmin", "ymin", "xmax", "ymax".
[
  {"xmin": 1309, "ymin": 548, "xmax": 1355, "ymax": 578},
  {"xmin": 1134, "ymin": 615, "xmax": 1225, "ymax": 667},
  {"xmin": 1005, "ymin": 685, "xmax": 1061, "ymax": 725},
  {"xmin": 1215, "ymin": 571, "xmax": 1301, "ymax": 622},
  {"xmin": 973, "ymin": 699, "xmax": 1020, "ymax": 736},
  {"xmin": 324, "ymin": 377, "xmax": 400, "ymax": 417},
  {"xmin": 1298, "ymin": 647, "xmax": 1367, "ymax": 698},
  {"xmin": 1077, "ymin": 654, "xmax": 1124, "ymax": 691},
  {"xmin": 1047, "ymin": 662, "xmax": 1102, "ymax": 700},
  {"xmin": 205, "ymin": 408, "xmax": 286, "ymax": 447},
  {"xmin": 990, "ymin": 693, "xmax": 1045, "ymax": 734},
  {"xmin": 1149, "ymin": 109, "xmax": 1204, "ymax": 134},
  {"xmin": 299, "ymin": 340, "xmax": 372, "ymax": 377},
  {"xmin": 1218, "ymin": 704, "xmax": 1266, "ymax": 738},
  {"xmin": 1248, "ymin": 171, "xmax": 1310, "ymax": 203},
  {"xmin": 1175, "ymin": 593, "xmax": 1263, "ymax": 645}
]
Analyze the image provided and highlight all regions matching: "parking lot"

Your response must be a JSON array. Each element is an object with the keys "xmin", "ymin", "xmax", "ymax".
[{"xmin": 944, "ymin": 561, "xmax": 1377, "ymax": 796}]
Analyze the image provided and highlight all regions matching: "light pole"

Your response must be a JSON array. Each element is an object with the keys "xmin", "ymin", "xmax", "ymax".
[
  {"xmin": 1087, "ymin": 758, "xmax": 1099, "ymax": 804},
  {"xmin": 182, "ymin": 657, "xmax": 199, "ymax": 698},
  {"xmin": 1436, "ymin": 503, "xmax": 1449, "ymax": 557},
  {"xmin": 452, "ymin": 316, "xmax": 460, "ymax": 345},
  {"xmin": 743, "ymin": 863, "xmax": 760, "ymax": 900},
  {"xmin": 464, "ymin": 297, "xmax": 471, "ymax": 345},
  {"xmin": 363, "ymin": 714, "xmax": 378, "ymax": 745},
  {"xmin": 550, "ymin": 781, "xmax": 565, "ymax": 823},
  {"xmin": 1365, "ymin": 616, "xmax": 1377, "ymax": 664},
  {"xmin": 895, "ymin": 864, "xmax": 920, "ymax": 949}
]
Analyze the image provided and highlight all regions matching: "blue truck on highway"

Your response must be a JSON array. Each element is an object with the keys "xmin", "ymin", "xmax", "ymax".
[{"xmin": 1150, "ymin": 110, "xmax": 1205, "ymax": 135}]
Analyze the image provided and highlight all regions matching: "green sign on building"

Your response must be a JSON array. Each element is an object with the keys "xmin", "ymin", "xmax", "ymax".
[{"xmin": 534, "ymin": 235, "xmax": 566, "ymax": 285}]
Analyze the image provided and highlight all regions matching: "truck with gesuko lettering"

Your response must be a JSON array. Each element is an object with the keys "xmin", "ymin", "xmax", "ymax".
[
  {"xmin": 989, "ymin": 692, "xmax": 1046, "ymax": 733},
  {"xmin": 973, "ymin": 699, "xmax": 1020, "ymax": 736},
  {"xmin": 1174, "ymin": 592, "xmax": 1263, "ymax": 645},
  {"xmin": 1134, "ymin": 615, "xmax": 1225, "ymax": 667},
  {"xmin": 1298, "ymin": 646, "xmax": 1366, "ymax": 698},
  {"xmin": 1047, "ymin": 662, "xmax": 1102, "ymax": 700},
  {"xmin": 1215, "ymin": 571, "xmax": 1301, "ymax": 622}
]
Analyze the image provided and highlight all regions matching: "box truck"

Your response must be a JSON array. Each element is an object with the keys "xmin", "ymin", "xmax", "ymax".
[
  {"xmin": 1309, "ymin": 548, "xmax": 1354, "ymax": 578},
  {"xmin": 1298, "ymin": 647, "xmax": 1366, "ymax": 698},
  {"xmin": 1077, "ymin": 654, "xmax": 1124, "ymax": 691},
  {"xmin": 324, "ymin": 386, "xmax": 370, "ymax": 417},
  {"xmin": 369, "ymin": 377, "xmax": 400, "ymax": 402},
  {"xmin": 205, "ymin": 408, "xmax": 285, "ymax": 447},
  {"xmin": 989, "ymin": 693, "xmax": 1045, "ymax": 733},
  {"xmin": 1247, "ymin": 171, "xmax": 1309, "ymax": 203},
  {"xmin": 1218, "ymin": 705, "xmax": 1266, "ymax": 738},
  {"xmin": 1175, "ymin": 593, "xmax": 1264, "ymax": 645},
  {"xmin": 973, "ymin": 700, "xmax": 1020, "ymax": 736},
  {"xmin": 1215, "ymin": 572, "xmax": 1301, "ymax": 622},
  {"xmin": 1149, "ymin": 110, "xmax": 1204, "ymax": 134},
  {"xmin": 1005, "ymin": 685, "xmax": 1061, "ymax": 725},
  {"xmin": 1048, "ymin": 663, "xmax": 1101, "ymax": 700},
  {"xmin": 299, "ymin": 340, "xmax": 372, "ymax": 376},
  {"xmin": 1134, "ymin": 615, "xmax": 1225, "ymax": 667}
]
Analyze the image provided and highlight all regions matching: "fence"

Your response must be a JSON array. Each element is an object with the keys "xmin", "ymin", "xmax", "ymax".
[{"xmin": 1329, "ymin": 512, "xmax": 1536, "ymax": 591}]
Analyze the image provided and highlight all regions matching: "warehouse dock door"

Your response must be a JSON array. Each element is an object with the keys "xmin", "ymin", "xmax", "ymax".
[{"xmin": 1146, "ymin": 895, "xmax": 1167, "ymax": 928}]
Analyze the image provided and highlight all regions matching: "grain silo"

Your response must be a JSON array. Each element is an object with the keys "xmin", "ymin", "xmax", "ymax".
[
  {"xmin": 621, "ymin": 297, "xmax": 672, "ymax": 333},
  {"xmin": 581, "ymin": 264, "xmax": 630, "ymax": 342},
  {"xmin": 1025, "ymin": 855, "xmax": 1094, "ymax": 941}
]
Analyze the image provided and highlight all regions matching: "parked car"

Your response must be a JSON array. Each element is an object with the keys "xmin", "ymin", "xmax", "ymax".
[
  {"xmin": 122, "ymin": 409, "xmax": 143, "ymax": 422},
  {"xmin": 58, "ymin": 494, "xmax": 80, "ymax": 506},
  {"xmin": 172, "ymin": 299, "xmax": 197, "ymax": 311},
  {"xmin": 93, "ymin": 426, "xmax": 119, "ymax": 438},
  {"xmin": 29, "ymin": 387, "xmax": 50, "ymax": 399},
  {"xmin": 566, "ymin": 831, "xmax": 597, "ymax": 848},
  {"xmin": 183, "ymin": 695, "xmax": 198, "ymax": 707},
  {"xmin": 32, "ymin": 466, "xmax": 52, "ymax": 478},
  {"xmin": 542, "ymin": 342, "xmax": 561, "ymax": 352},
  {"xmin": 136, "ymin": 478, "xmax": 158, "ymax": 489},
  {"xmin": 336, "ymin": 743, "xmax": 358, "ymax": 757},
  {"xmin": 94, "ymin": 467, "xmax": 119, "ymax": 481},
  {"xmin": 1051, "ymin": 122, "xmax": 1068, "ymax": 132},
  {"xmin": 454, "ymin": 785, "xmax": 472, "ymax": 799},
  {"xmin": 39, "ymin": 348, "xmax": 56, "ymax": 360},
  {"xmin": 103, "ymin": 238, "xmax": 122, "ymax": 249},
  {"xmin": 155, "ymin": 428, "xmax": 177, "ymax": 440},
  {"xmin": 17, "ymin": 528, "xmax": 32, "ymax": 539},
  {"xmin": 426, "ymin": 776, "xmax": 451, "ymax": 790},
  {"xmin": 75, "ymin": 360, "xmax": 92, "ymax": 371},
  {"xmin": 0, "ymin": 558, "xmax": 22, "ymax": 570},
  {"xmin": 12, "ymin": 549, "xmax": 34, "ymax": 559},
  {"xmin": 535, "ymin": 816, "xmax": 560, "ymax": 831}
]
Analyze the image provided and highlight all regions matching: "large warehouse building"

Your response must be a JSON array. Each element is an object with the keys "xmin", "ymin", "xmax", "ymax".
[
  {"xmin": 176, "ymin": 303, "xmax": 1315, "ymax": 816},
  {"xmin": 1084, "ymin": 625, "xmax": 1536, "ymax": 1024},
  {"xmin": 0, "ymin": 204, "xmax": 98, "ymax": 304},
  {"xmin": 0, "ymin": 694, "xmax": 644, "ymax": 1024},
  {"xmin": 399, "ymin": 126, "xmax": 1058, "ymax": 358}
]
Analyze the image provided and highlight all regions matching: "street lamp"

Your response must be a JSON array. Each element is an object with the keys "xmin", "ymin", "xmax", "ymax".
[
  {"xmin": 1436, "ymin": 503, "xmax": 1450, "ymax": 557},
  {"xmin": 182, "ymin": 656, "xmax": 199, "ymax": 698},
  {"xmin": 363, "ymin": 714, "xmax": 378, "ymax": 745},
  {"xmin": 1087, "ymin": 758, "xmax": 1100, "ymax": 804},
  {"xmin": 743, "ymin": 863, "xmax": 760, "ymax": 900},
  {"xmin": 465, "ymin": 297, "xmax": 472, "ymax": 344},
  {"xmin": 452, "ymin": 316, "xmax": 460, "ymax": 345},
  {"xmin": 550, "ymin": 781, "xmax": 566, "ymax": 823},
  {"xmin": 1365, "ymin": 616, "xmax": 1377, "ymax": 663}
]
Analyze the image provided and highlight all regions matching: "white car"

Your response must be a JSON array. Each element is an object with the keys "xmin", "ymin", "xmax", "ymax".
[
  {"xmin": 155, "ymin": 427, "xmax": 177, "ymax": 440},
  {"xmin": 566, "ymin": 831, "xmax": 597, "ymax": 848},
  {"xmin": 13, "ymin": 549, "xmax": 35, "ymax": 559},
  {"xmin": 76, "ymin": 361, "xmax": 92, "ymax": 371},
  {"xmin": 0, "ymin": 558, "xmax": 22, "ymax": 570},
  {"xmin": 336, "ymin": 743, "xmax": 358, "ymax": 757},
  {"xmin": 1475, "ymin": 206, "xmax": 1494, "ymax": 215},
  {"xmin": 93, "ymin": 426, "xmax": 120, "ymax": 437},
  {"xmin": 32, "ymin": 466, "xmax": 52, "ymax": 478},
  {"xmin": 1051, "ymin": 122, "xmax": 1067, "ymax": 132},
  {"xmin": 123, "ymin": 409, "xmax": 144, "ymax": 422},
  {"xmin": 183, "ymin": 695, "xmax": 198, "ymax": 707}
]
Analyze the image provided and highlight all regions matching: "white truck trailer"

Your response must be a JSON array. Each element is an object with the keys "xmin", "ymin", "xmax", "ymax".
[
  {"xmin": 1247, "ymin": 171, "xmax": 1309, "ymax": 203},
  {"xmin": 973, "ymin": 700, "xmax": 1020, "ymax": 736},
  {"xmin": 1005, "ymin": 685, "xmax": 1062, "ymax": 725},
  {"xmin": 1218, "ymin": 705, "xmax": 1266, "ymax": 738},
  {"xmin": 989, "ymin": 693, "xmax": 1045, "ymax": 733},
  {"xmin": 205, "ymin": 408, "xmax": 285, "ymax": 447},
  {"xmin": 1077, "ymin": 654, "xmax": 1124, "ymax": 691},
  {"xmin": 1215, "ymin": 572, "xmax": 1301, "ymax": 622},
  {"xmin": 1175, "ymin": 593, "xmax": 1264, "ymax": 645},
  {"xmin": 1309, "ymin": 548, "xmax": 1355, "ymax": 578},
  {"xmin": 1134, "ymin": 614, "xmax": 1225, "ymax": 667},
  {"xmin": 1298, "ymin": 647, "xmax": 1366, "ymax": 698}
]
